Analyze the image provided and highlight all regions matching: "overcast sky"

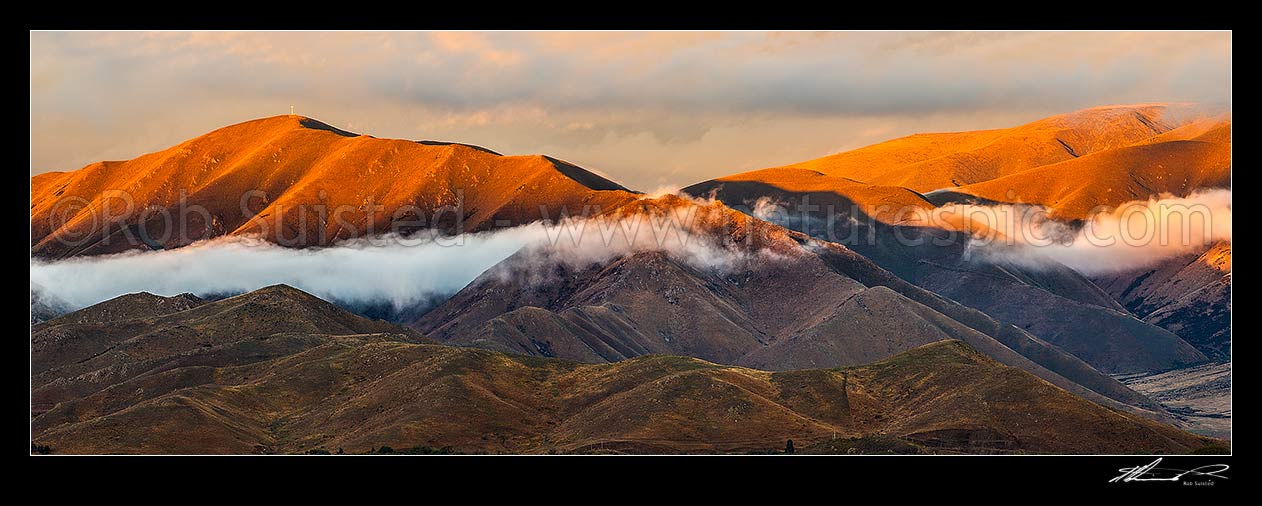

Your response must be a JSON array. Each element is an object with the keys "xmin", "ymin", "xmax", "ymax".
[{"xmin": 29, "ymin": 31, "xmax": 1231, "ymax": 190}]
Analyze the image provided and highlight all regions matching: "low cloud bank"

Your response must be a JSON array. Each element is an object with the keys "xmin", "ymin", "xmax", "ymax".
[
  {"xmin": 740, "ymin": 189, "xmax": 1230, "ymax": 275},
  {"xmin": 30, "ymin": 206, "xmax": 775, "ymax": 311},
  {"xmin": 491, "ymin": 206, "xmax": 781, "ymax": 286},
  {"xmin": 924, "ymin": 189, "xmax": 1231, "ymax": 274},
  {"xmin": 30, "ymin": 228, "xmax": 541, "ymax": 311},
  {"xmin": 34, "ymin": 190, "xmax": 1220, "ymax": 313}
]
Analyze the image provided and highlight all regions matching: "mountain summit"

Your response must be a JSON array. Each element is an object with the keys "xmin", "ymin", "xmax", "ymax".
[{"xmin": 31, "ymin": 115, "xmax": 639, "ymax": 258}]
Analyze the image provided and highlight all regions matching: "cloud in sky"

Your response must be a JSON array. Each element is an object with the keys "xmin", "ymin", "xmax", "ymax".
[{"xmin": 30, "ymin": 31, "xmax": 1231, "ymax": 189}]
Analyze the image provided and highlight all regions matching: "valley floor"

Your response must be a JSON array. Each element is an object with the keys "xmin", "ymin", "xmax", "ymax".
[{"xmin": 1116, "ymin": 362, "xmax": 1232, "ymax": 440}]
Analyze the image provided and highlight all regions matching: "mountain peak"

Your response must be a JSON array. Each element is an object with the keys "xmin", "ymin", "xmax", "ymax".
[
  {"xmin": 42, "ymin": 291, "xmax": 206, "ymax": 326},
  {"xmin": 246, "ymin": 283, "xmax": 313, "ymax": 297},
  {"xmin": 221, "ymin": 283, "xmax": 332, "ymax": 308},
  {"xmin": 31, "ymin": 115, "xmax": 641, "ymax": 258},
  {"xmin": 199, "ymin": 114, "xmax": 360, "ymax": 139}
]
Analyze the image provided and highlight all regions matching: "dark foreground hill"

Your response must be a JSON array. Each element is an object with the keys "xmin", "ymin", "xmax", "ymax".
[
  {"xmin": 31, "ymin": 285, "xmax": 428, "ymax": 419},
  {"xmin": 29, "ymin": 287, "xmax": 1220, "ymax": 454}
]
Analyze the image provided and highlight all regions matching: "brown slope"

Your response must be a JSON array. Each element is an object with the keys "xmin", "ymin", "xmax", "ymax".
[
  {"xmin": 953, "ymin": 138, "xmax": 1231, "ymax": 220},
  {"xmin": 31, "ymin": 115, "xmax": 639, "ymax": 259},
  {"xmin": 31, "ymin": 285, "xmax": 425, "ymax": 418},
  {"xmin": 31, "ymin": 339, "xmax": 1220, "ymax": 455},
  {"xmin": 784, "ymin": 104, "xmax": 1179, "ymax": 191},
  {"xmin": 1093, "ymin": 241, "xmax": 1231, "ymax": 360},
  {"xmin": 37, "ymin": 291, "xmax": 205, "ymax": 326}
]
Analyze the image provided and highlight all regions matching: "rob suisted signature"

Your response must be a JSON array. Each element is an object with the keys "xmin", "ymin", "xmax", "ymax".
[{"xmin": 1110, "ymin": 458, "xmax": 1229, "ymax": 483}]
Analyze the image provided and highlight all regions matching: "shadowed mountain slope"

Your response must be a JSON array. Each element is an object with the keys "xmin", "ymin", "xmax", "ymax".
[
  {"xmin": 414, "ymin": 196, "xmax": 1168, "ymax": 416},
  {"xmin": 1093, "ymin": 242, "xmax": 1231, "ymax": 360},
  {"xmin": 681, "ymin": 179, "xmax": 1206, "ymax": 374}
]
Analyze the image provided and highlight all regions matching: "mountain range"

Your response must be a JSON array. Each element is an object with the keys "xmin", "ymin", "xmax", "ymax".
[
  {"xmin": 29, "ymin": 104, "xmax": 1231, "ymax": 453},
  {"xmin": 684, "ymin": 104, "xmax": 1230, "ymax": 365}
]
